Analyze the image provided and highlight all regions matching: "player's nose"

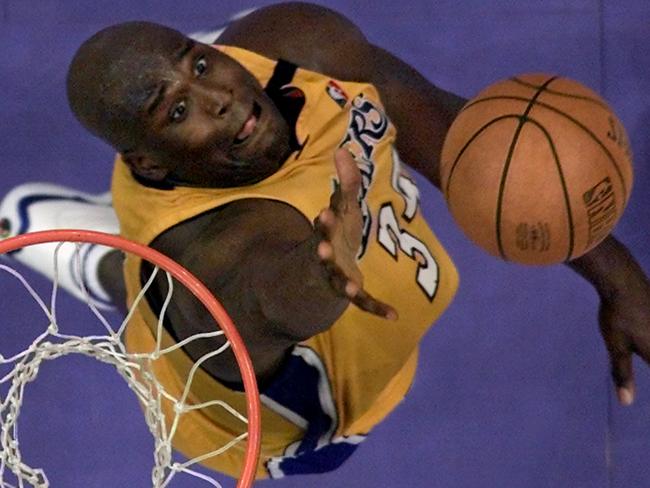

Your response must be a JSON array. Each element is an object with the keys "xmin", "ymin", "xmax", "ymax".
[{"xmin": 193, "ymin": 84, "xmax": 231, "ymax": 119}]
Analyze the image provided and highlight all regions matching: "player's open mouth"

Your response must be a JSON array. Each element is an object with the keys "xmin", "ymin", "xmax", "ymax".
[{"xmin": 233, "ymin": 101, "xmax": 261, "ymax": 145}]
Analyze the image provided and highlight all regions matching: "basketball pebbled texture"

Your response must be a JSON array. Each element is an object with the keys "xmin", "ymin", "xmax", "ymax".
[{"xmin": 440, "ymin": 73, "xmax": 634, "ymax": 265}]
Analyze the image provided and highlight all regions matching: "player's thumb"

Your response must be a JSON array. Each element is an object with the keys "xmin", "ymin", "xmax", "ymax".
[{"xmin": 334, "ymin": 148, "xmax": 361, "ymax": 196}]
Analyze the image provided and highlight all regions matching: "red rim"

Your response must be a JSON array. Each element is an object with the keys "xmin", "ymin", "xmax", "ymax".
[{"xmin": 0, "ymin": 229, "xmax": 261, "ymax": 487}]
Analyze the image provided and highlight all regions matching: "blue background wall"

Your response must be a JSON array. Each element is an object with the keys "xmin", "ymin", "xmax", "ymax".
[{"xmin": 1, "ymin": 1, "xmax": 649, "ymax": 486}]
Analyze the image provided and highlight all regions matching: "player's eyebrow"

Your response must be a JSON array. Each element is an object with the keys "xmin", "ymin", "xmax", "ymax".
[
  {"xmin": 175, "ymin": 39, "xmax": 195, "ymax": 61},
  {"xmin": 146, "ymin": 82, "xmax": 168, "ymax": 115},
  {"xmin": 145, "ymin": 39, "xmax": 195, "ymax": 116}
]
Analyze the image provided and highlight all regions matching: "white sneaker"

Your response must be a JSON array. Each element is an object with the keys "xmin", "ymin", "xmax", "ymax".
[{"xmin": 0, "ymin": 183, "xmax": 119, "ymax": 310}]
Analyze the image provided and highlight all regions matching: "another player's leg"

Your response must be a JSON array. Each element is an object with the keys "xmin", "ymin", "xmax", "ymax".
[{"xmin": 0, "ymin": 182, "xmax": 124, "ymax": 311}]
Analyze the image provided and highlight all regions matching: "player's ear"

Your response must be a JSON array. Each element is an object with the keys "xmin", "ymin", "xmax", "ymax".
[{"xmin": 121, "ymin": 150, "xmax": 169, "ymax": 182}]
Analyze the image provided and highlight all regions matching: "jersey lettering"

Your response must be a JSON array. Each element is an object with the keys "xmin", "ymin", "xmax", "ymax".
[
  {"xmin": 341, "ymin": 94, "xmax": 389, "ymax": 258},
  {"xmin": 340, "ymin": 96, "xmax": 439, "ymax": 300}
]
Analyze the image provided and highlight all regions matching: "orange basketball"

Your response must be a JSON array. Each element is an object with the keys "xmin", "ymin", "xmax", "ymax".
[{"xmin": 440, "ymin": 73, "xmax": 634, "ymax": 265}]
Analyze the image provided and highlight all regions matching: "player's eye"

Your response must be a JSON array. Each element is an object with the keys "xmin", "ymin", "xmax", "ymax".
[
  {"xmin": 169, "ymin": 100, "xmax": 188, "ymax": 123},
  {"xmin": 194, "ymin": 56, "xmax": 208, "ymax": 77}
]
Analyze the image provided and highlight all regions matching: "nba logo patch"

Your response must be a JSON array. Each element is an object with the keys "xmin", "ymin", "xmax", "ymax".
[{"xmin": 326, "ymin": 80, "xmax": 348, "ymax": 107}]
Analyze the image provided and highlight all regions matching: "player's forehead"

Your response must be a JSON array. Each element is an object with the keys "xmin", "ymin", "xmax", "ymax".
[
  {"xmin": 152, "ymin": 32, "xmax": 195, "ymax": 60},
  {"xmin": 137, "ymin": 23, "xmax": 188, "ymax": 49},
  {"xmin": 131, "ymin": 38, "xmax": 190, "ymax": 72},
  {"xmin": 111, "ymin": 26, "xmax": 196, "ymax": 69}
]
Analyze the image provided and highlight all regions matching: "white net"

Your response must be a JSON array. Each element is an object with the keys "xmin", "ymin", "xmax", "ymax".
[{"xmin": 0, "ymin": 239, "xmax": 258, "ymax": 487}]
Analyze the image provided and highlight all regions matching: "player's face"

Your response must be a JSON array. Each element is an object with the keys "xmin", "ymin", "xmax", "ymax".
[{"xmin": 137, "ymin": 39, "xmax": 292, "ymax": 187}]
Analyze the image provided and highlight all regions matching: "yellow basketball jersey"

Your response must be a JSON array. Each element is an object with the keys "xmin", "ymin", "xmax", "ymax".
[{"xmin": 112, "ymin": 45, "xmax": 459, "ymax": 479}]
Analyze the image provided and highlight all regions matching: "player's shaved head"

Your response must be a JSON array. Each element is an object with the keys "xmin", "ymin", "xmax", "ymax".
[{"xmin": 67, "ymin": 21, "xmax": 189, "ymax": 152}]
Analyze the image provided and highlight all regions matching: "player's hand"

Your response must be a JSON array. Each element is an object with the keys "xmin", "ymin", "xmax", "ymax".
[
  {"xmin": 598, "ymin": 268, "xmax": 650, "ymax": 406},
  {"xmin": 314, "ymin": 148, "xmax": 397, "ymax": 320}
]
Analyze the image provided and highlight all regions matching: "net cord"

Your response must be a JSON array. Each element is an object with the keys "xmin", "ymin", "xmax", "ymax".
[{"xmin": 0, "ymin": 230, "xmax": 261, "ymax": 488}]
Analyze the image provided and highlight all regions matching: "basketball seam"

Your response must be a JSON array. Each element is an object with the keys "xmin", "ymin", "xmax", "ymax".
[
  {"xmin": 495, "ymin": 76, "xmax": 558, "ymax": 260},
  {"xmin": 444, "ymin": 115, "xmax": 521, "ymax": 198},
  {"xmin": 462, "ymin": 95, "xmax": 608, "ymax": 114},
  {"xmin": 532, "ymin": 101, "xmax": 629, "ymax": 203},
  {"xmin": 510, "ymin": 77, "xmax": 609, "ymax": 109},
  {"xmin": 461, "ymin": 96, "xmax": 628, "ymax": 203},
  {"xmin": 524, "ymin": 118, "xmax": 575, "ymax": 261}
]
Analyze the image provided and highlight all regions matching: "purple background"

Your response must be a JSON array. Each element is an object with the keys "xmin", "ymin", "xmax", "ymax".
[{"xmin": 1, "ymin": 1, "xmax": 649, "ymax": 486}]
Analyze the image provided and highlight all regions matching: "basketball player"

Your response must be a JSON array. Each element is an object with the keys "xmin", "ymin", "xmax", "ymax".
[{"xmin": 1, "ymin": 2, "xmax": 649, "ymax": 479}]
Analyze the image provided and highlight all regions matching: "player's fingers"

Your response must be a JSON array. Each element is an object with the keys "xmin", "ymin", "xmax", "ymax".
[
  {"xmin": 314, "ymin": 208, "xmax": 337, "ymax": 240},
  {"xmin": 333, "ymin": 148, "xmax": 362, "ymax": 205},
  {"xmin": 626, "ymin": 323, "xmax": 650, "ymax": 365},
  {"xmin": 348, "ymin": 287, "xmax": 398, "ymax": 321},
  {"xmin": 329, "ymin": 180, "xmax": 343, "ymax": 214},
  {"xmin": 610, "ymin": 350, "xmax": 635, "ymax": 406},
  {"xmin": 599, "ymin": 307, "xmax": 637, "ymax": 406},
  {"xmin": 602, "ymin": 329, "xmax": 635, "ymax": 405},
  {"xmin": 321, "ymin": 256, "xmax": 396, "ymax": 320},
  {"xmin": 321, "ymin": 257, "xmax": 353, "ymax": 295},
  {"xmin": 317, "ymin": 240, "xmax": 334, "ymax": 261},
  {"xmin": 317, "ymin": 245, "xmax": 396, "ymax": 320}
]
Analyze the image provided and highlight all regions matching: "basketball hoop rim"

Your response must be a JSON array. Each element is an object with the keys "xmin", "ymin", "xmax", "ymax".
[{"xmin": 0, "ymin": 229, "xmax": 261, "ymax": 488}]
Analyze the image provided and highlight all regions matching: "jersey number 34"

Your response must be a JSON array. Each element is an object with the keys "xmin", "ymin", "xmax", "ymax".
[{"xmin": 377, "ymin": 149, "xmax": 440, "ymax": 301}]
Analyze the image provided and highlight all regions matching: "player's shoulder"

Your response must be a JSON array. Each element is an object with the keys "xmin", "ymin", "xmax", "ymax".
[
  {"xmin": 219, "ymin": 2, "xmax": 373, "ymax": 81},
  {"xmin": 151, "ymin": 198, "xmax": 313, "ymax": 281}
]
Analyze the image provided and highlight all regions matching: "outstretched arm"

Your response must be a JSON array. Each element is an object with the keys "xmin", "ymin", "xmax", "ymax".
[
  {"xmin": 365, "ymin": 29, "xmax": 650, "ymax": 406},
  {"xmin": 222, "ymin": 2, "xmax": 650, "ymax": 399},
  {"xmin": 363, "ymin": 31, "xmax": 650, "ymax": 407},
  {"xmin": 374, "ymin": 44, "xmax": 650, "ymax": 405},
  {"xmin": 152, "ymin": 149, "xmax": 394, "ymax": 384}
]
